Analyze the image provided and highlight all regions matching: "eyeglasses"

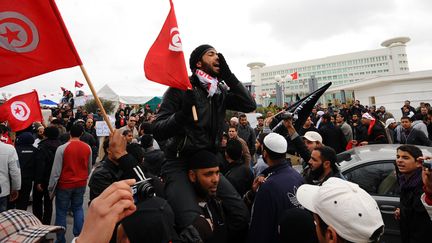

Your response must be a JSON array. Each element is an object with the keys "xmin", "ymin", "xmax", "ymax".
[{"xmin": 129, "ymin": 120, "xmax": 137, "ymax": 122}]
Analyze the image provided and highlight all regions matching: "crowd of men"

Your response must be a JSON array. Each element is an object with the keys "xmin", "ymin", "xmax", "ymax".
[{"xmin": 1, "ymin": 44, "xmax": 432, "ymax": 243}]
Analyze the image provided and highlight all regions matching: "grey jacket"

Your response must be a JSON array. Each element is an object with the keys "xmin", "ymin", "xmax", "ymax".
[{"xmin": 0, "ymin": 143, "xmax": 21, "ymax": 197}]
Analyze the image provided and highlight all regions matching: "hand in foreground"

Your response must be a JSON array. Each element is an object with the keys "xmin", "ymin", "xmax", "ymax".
[
  {"xmin": 420, "ymin": 156, "xmax": 432, "ymax": 195},
  {"xmin": 9, "ymin": 190, "xmax": 19, "ymax": 202},
  {"xmin": 394, "ymin": 208, "xmax": 400, "ymax": 220},
  {"xmin": 76, "ymin": 179, "xmax": 137, "ymax": 243},
  {"xmin": 217, "ymin": 53, "xmax": 233, "ymax": 82},
  {"xmin": 252, "ymin": 175, "xmax": 266, "ymax": 193},
  {"xmin": 108, "ymin": 129, "xmax": 127, "ymax": 161}
]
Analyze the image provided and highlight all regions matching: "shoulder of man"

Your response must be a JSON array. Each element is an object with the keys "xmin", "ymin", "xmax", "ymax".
[{"xmin": 0, "ymin": 142, "xmax": 17, "ymax": 156}]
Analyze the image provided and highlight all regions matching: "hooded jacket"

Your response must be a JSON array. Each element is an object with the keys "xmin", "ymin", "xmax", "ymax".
[
  {"xmin": 35, "ymin": 138, "xmax": 62, "ymax": 186},
  {"xmin": 15, "ymin": 133, "xmax": 37, "ymax": 180}
]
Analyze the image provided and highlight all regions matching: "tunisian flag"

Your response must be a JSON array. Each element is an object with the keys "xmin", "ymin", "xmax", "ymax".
[
  {"xmin": 0, "ymin": 90, "xmax": 43, "ymax": 132},
  {"xmin": 144, "ymin": 0, "xmax": 192, "ymax": 90},
  {"xmin": 0, "ymin": 0, "xmax": 82, "ymax": 87},
  {"xmin": 290, "ymin": 71, "xmax": 298, "ymax": 80}
]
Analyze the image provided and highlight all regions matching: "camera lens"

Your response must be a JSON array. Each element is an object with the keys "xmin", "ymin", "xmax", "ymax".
[{"xmin": 136, "ymin": 179, "xmax": 155, "ymax": 202}]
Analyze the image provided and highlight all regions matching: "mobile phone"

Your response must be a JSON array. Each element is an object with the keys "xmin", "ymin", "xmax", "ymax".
[{"xmin": 423, "ymin": 159, "xmax": 432, "ymax": 169}]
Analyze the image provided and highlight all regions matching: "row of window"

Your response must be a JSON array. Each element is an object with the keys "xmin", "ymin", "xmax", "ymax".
[
  {"xmin": 259, "ymin": 63, "xmax": 390, "ymax": 82},
  {"xmin": 260, "ymin": 55, "xmax": 391, "ymax": 77},
  {"xmin": 259, "ymin": 68, "xmax": 390, "ymax": 86}
]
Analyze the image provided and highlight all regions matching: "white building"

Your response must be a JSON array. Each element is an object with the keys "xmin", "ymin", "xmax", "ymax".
[
  {"xmin": 248, "ymin": 37, "xmax": 411, "ymax": 106},
  {"xmin": 326, "ymin": 70, "xmax": 432, "ymax": 121}
]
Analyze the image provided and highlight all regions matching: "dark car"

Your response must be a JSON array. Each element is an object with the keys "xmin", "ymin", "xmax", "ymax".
[{"xmin": 337, "ymin": 144, "xmax": 432, "ymax": 243}]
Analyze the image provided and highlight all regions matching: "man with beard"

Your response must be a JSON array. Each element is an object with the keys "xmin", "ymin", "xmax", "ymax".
[
  {"xmin": 254, "ymin": 116, "xmax": 265, "ymax": 137},
  {"xmin": 278, "ymin": 115, "xmax": 323, "ymax": 169},
  {"xmin": 153, "ymin": 45, "xmax": 254, "ymax": 237},
  {"xmin": 228, "ymin": 125, "xmax": 252, "ymax": 166},
  {"xmin": 33, "ymin": 126, "xmax": 61, "ymax": 224},
  {"xmin": 306, "ymin": 146, "xmax": 344, "ymax": 185},
  {"xmin": 349, "ymin": 113, "xmax": 365, "ymax": 141},
  {"xmin": 298, "ymin": 116, "xmax": 318, "ymax": 136},
  {"xmin": 187, "ymin": 150, "xmax": 230, "ymax": 243},
  {"xmin": 335, "ymin": 113, "xmax": 352, "ymax": 143},
  {"xmin": 318, "ymin": 114, "xmax": 347, "ymax": 153},
  {"xmin": 237, "ymin": 114, "xmax": 256, "ymax": 158}
]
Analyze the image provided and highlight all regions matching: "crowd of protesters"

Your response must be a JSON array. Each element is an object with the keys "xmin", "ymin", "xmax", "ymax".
[{"xmin": 1, "ymin": 44, "xmax": 432, "ymax": 243}]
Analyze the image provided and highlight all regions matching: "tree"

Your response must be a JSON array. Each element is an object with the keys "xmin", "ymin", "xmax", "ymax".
[{"xmin": 84, "ymin": 98, "xmax": 115, "ymax": 114}]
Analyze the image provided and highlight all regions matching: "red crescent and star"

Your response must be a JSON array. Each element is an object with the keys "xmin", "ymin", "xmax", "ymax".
[{"xmin": 0, "ymin": 26, "xmax": 21, "ymax": 44}]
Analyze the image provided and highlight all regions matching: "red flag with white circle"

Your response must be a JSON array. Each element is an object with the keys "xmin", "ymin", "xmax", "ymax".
[
  {"xmin": 0, "ymin": 0, "xmax": 82, "ymax": 87},
  {"xmin": 144, "ymin": 0, "xmax": 191, "ymax": 90},
  {"xmin": 0, "ymin": 90, "xmax": 43, "ymax": 131}
]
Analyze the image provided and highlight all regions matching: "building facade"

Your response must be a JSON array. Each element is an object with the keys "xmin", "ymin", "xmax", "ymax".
[{"xmin": 248, "ymin": 37, "xmax": 411, "ymax": 106}]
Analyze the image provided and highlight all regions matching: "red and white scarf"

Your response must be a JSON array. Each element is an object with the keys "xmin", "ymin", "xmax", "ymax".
[{"xmin": 196, "ymin": 69, "xmax": 219, "ymax": 97}]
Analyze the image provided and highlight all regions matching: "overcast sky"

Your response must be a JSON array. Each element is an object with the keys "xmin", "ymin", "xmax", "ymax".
[{"xmin": 2, "ymin": 0, "xmax": 432, "ymax": 101}]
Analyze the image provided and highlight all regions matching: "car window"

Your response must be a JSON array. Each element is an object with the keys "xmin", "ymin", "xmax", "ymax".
[{"xmin": 343, "ymin": 160, "xmax": 400, "ymax": 196}]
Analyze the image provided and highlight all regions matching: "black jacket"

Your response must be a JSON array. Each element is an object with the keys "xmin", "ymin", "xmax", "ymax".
[
  {"xmin": 399, "ymin": 128, "xmax": 432, "ymax": 146},
  {"xmin": 89, "ymin": 156, "xmax": 165, "ymax": 202},
  {"xmin": 237, "ymin": 124, "xmax": 256, "ymax": 156},
  {"xmin": 222, "ymin": 159, "xmax": 254, "ymax": 196},
  {"xmin": 16, "ymin": 144, "xmax": 37, "ymax": 180},
  {"xmin": 89, "ymin": 159, "xmax": 124, "ymax": 201},
  {"xmin": 153, "ymin": 74, "xmax": 256, "ymax": 159},
  {"xmin": 364, "ymin": 123, "xmax": 388, "ymax": 144},
  {"xmin": 398, "ymin": 170, "xmax": 432, "ymax": 243},
  {"xmin": 143, "ymin": 149, "xmax": 166, "ymax": 176},
  {"xmin": 318, "ymin": 122, "xmax": 347, "ymax": 153},
  {"xmin": 247, "ymin": 161, "xmax": 304, "ymax": 243},
  {"xmin": 35, "ymin": 139, "xmax": 62, "ymax": 185}
]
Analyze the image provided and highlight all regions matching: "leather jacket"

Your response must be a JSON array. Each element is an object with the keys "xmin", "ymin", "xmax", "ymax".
[{"xmin": 153, "ymin": 74, "xmax": 256, "ymax": 159}]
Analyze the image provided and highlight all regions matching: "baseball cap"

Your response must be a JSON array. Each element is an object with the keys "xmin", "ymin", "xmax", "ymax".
[
  {"xmin": 263, "ymin": 132, "xmax": 287, "ymax": 153},
  {"xmin": 384, "ymin": 118, "xmax": 396, "ymax": 128},
  {"xmin": 296, "ymin": 178, "xmax": 384, "ymax": 243},
  {"xmin": 0, "ymin": 209, "xmax": 64, "ymax": 242},
  {"xmin": 361, "ymin": 113, "xmax": 374, "ymax": 120},
  {"xmin": 303, "ymin": 131, "xmax": 322, "ymax": 143}
]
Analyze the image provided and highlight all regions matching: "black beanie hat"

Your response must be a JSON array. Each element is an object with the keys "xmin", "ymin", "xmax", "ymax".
[
  {"xmin": 15, "ymin": 132, "xmax": 35, "ymax": 146},
  {"xmin": 189, "ymin": 44, "xmax": 214, "ymax": 72},
  {"xmin": 226, "ymin": 139, "xmax": 243, "ymax": 161},
  {"xmin": 122, "ymin": 197, "xmax": 179, "ymax": 243},
  {"xmin": 44, "ymin": 126, "xmax": 60, "ymax": 139},
  {"xmin": 188, "ymin": 150, "xmax": 219, "ymax": 170}
]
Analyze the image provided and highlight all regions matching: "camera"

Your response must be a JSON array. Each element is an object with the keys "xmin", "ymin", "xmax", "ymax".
[
  {"xmin": 131, "ymin": 178, "xmax": 155, "ymax": 203},
  {"xmin": 280, "ymin": 112, "xmax": 298, "ymax": 121},
  {"xmin": 423, "ymin": 159, "xmax": 432, "ymax": 169}
]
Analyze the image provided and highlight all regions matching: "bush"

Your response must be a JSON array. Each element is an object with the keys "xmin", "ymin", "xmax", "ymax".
[{"xmin": 84, "ymin": 98, "xmax": 115, "ymax": 114}]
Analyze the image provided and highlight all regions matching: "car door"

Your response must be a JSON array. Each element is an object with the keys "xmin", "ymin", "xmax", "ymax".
[{"xmin": 342, "ymin": 160, "xmax": 401, "ymax": 243}]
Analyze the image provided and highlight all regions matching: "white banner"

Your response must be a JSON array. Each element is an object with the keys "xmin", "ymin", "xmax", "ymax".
[{"xmin": 95, "ymin": 119, "xmax": 115, "ymax": 137}]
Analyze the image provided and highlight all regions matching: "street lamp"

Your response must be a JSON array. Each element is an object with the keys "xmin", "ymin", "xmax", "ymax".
[{"xmin": 275, "ymin": 74, "xmax": 293, "ymax": 106}]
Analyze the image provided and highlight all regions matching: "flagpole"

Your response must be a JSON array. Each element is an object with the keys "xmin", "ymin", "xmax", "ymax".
[{"xmin": 79, "ymin": 65, "xmax": 114, "ymax": 133}]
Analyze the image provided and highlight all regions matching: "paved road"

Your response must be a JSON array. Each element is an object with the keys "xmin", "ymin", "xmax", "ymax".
[{"xmin": 28, "ymin": 186, "xmax": 90, "ymax": 242}]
